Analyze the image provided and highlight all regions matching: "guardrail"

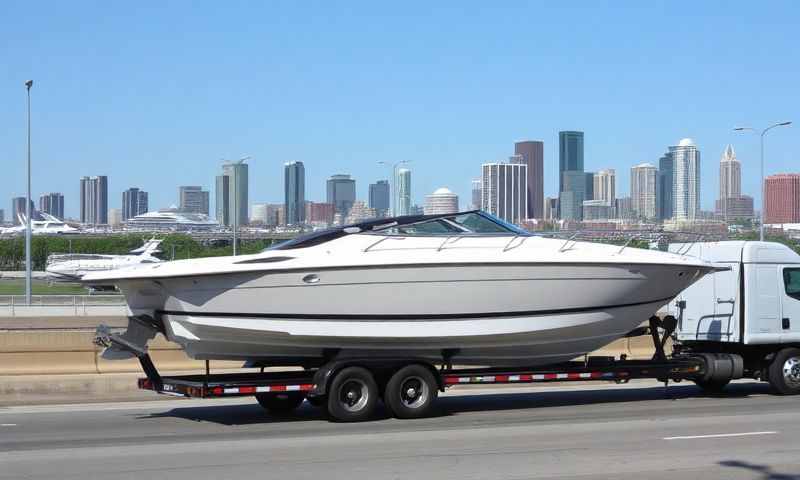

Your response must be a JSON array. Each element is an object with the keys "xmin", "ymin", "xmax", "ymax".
[{"xmin": 0, "ymin": 295, "xmax": 127, "ymax": 317}]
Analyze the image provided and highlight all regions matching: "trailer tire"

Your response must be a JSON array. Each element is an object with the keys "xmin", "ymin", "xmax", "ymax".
[
  {"xmin": 768, "ymin": 347, "xmax": 800, "ymax": 395},
  {"xmin": 255, "ymin": 392, "xmax": 305, "ymax": 414},
  {"xmin": 384, "ymin": 364, "xmax": 438, "ymax": 419},
  {"xmin": 327, "ymin": 367, "xmax": 378, "ymax": 422}
]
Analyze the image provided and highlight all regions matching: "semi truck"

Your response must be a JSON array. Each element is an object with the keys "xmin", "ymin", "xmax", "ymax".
[{"xmin": 96, "ymin": 240, "xmax": 800, "ymax": 422}]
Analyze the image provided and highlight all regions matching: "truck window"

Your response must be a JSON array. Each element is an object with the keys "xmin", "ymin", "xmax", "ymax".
[{"xmin": 784, "ymin": 268, "xmax": 800, "ymax": 300}]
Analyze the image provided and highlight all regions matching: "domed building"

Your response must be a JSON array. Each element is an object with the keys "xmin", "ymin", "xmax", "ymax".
[{"xmin": 424, "ymin": 187, "xmax": 459, "ymax": 215}]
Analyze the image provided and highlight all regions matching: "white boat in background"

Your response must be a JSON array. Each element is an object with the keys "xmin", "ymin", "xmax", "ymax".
[
  {"xmin": 86, "ymin": 211, "xmax": 717, "ymax": 367},
  {"xmin": 47, "ymin": 238, "xmax": 163, "ymax": 283},
  {"xmin": 0, "ymin": 212, "xmax": 79, "ymax": 237}
]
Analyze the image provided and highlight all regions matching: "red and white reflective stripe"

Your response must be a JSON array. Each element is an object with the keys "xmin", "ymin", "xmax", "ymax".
[
  {"xmin": 444, "ymin": 371, "xmax": 615, "ymax": 385},
  {"xmin": 212, "ymin": 384, "xmax": 313, "ymax": 396}
]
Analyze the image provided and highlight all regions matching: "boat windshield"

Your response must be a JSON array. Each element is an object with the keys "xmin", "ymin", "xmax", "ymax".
[{"xmin": 268, "ymin": 211, "xmax": 529, "ymax": 250}]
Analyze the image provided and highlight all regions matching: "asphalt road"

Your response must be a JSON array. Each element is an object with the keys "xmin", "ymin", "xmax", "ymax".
[{"xmin": 1, "ymin": 380, "xmax": 798, "ymax": 480}]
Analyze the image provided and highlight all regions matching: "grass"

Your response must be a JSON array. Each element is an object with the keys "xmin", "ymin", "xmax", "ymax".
[{"xmin": 0, "ymin": 279, "xmax": 88, "ymax": 295}]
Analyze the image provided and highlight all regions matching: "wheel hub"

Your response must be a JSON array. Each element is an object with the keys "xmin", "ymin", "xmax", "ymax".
[
  {"xmin": 783, "ymin": 357, "xmax": 800, "ymax": 387},
  {"xmin": 400, "ymin": 376, "xmax": 428, "ymax": 408}
]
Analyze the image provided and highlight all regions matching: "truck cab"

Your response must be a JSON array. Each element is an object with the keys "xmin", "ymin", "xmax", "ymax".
[{"xmin": 666, "ymin": 241, "xmax": 800, "ymax": 394}]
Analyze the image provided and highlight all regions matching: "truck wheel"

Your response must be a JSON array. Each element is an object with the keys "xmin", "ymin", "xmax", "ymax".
[
  {"xmin": 255, "ymin": 392, "xmax": 305, "ymax": 414},
  {"xmin": 327, "ymin": 367, "xmax": 378, "ymax": 422},
  {"xmin": 384, "ymin": 364, "xmax": 438, "ymax": 419},
  {"xmin": 768, "ymin": 348, "xmax": 800, "ymax": 395},
  {"xmin": 693, "ymin": 378, "xmax": 730, "ymax": 394}
]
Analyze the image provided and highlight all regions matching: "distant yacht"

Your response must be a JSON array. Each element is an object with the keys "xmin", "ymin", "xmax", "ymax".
[
  {"xmin": 0, "ymin": 212, "xmax": 79, "ymax": 237},
  {"xmin": 46, "ymin": 238, "xmax": 163, "ymax": 283}
]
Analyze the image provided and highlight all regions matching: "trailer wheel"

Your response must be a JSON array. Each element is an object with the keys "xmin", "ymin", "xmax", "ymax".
[
  {"xmin": 384, "ymin": 364, "xmax": 438, "ymax": 419},
  {"xmin": 327, "ymin": 367, "xmax": 378, "ymax": 422},
  {"xmin": 768, "ymin": 348, "xmax": 800, "ymax": 395},
  {"xmin": 255, "ymin": 392, "xmax": 305, "ymax": 414}
]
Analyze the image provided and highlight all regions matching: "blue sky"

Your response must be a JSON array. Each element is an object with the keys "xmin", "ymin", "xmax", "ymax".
[{"xmin": 1, "ymin": 1, "xmax": 798, "ymax": 219}]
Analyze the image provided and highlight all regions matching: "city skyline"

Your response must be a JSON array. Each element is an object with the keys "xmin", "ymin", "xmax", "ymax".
[{"xmin": 1, "ymin": 3, "xmax": 796, "ymax": 221}]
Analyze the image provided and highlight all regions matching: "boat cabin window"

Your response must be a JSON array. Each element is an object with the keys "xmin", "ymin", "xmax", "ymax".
[{"xmin": 267, "ymin": 210, "xmax": 529, "ymax": 250}]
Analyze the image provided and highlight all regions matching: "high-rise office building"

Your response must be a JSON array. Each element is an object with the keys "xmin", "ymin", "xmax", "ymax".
[
  {"xmin": 543, "ymin": 197, "xmax": 559, "ymax": 221},
  {"xmin": 593, "ymin": 169, "xmax": 616, "ymax": 204},
  {"xmin": 670, "ymin": 138, "xmax": 701, "ymax": 222},
  {"xmin": 615, "ymin": 197, "xmax": 634, "ymax": 220},
  {"xmin": 11, "ymin": 197, "xmax": 35, "ymax": 225},
  {"xmin": 80, "ymin": 175, "xmax": 108, "ymax": 224},
  {"xmin": 481, "ymin": 162, "xmax": 528, "ymax": 224},
  {"xmin": 305, "ymin": 202, "xmax": 335, "ymax": 225},
  {"xmin": 715, "ymin": 145, "xmax": 754, "ymax": 221},
  {"xmin": 0, "ymin": 209, "xmax": 4, "ymax": 224},
  {"xmin": 368, "ymin": 180, "xmax": 390, "ymax": 218},
  {"xmin": 108, "ymin": 208, "xmax": 122, "ymax": 228},
  {"xmin": 559, "ymin": 171, "xmax": 586, "ymax": 221},
  {"xmin": 39, "ymin": 192, "xmax": 64, "ymax": 219},
  {"xmin": 631, "ymin": 163, "xmax": 658, "ymax": 220},
  {"xmin": 559, "ymin": 131, "xmax": 584, "ymax": 190},
  {"xmin": 471, "ymin": 179, "xmax": 482, "ymax": 210},
  {"xmin": 179, "ymin": 186, "xmax": 210, "ymax": 215},
  {"xmin": 327, "ymin": 174, "xmax": 356, "ymax": 219},
  {"xmin": 122, "ymin": 188, "xmax": 148, "ymax": 221},
  {"xmin": 764, "ymin": 174, "xmax": 800, "ymax": 224},
  {"xmin": 284, "ymin": 161, "xmax": 306, "ymax": 225},
  {"xmin": 719, "ymin": 145, "xmax": 741, "ymax": 199},
  {"xmin": 558, "ymin": 131, "xmax": 585, "ymax": 220},
  {"xmin": 216, "ymin": 160, "xmax": 249, "ymax": 227},
  {"xmin": 396, "ymin": 168, "xmax": 412, "ymax": 216},
  {"xmin": 658, "ymin": 152, "xmax": 674, "ymax": 221},
  {"xmin": 514, "ymin": 140, "xmax": 544, "ymax": 219},
  {"xmin": 424, "ymin": 187, "xmax": 459, "ymax": 215}
]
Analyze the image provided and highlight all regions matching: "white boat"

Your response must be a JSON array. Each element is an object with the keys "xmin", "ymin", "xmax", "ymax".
[
  {"xmin": 46, "ymin": 239, "xmax": 163, "ymax": 282},
  {"xmin": 86, "ymin": 211, "xmax": 716, "ymax": 367},
  {"xmin": 0, "ymin": 212, "xmax": 79, "ymax": 237}
]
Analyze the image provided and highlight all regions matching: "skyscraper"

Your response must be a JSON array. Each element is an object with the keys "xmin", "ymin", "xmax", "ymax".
[
  {"xmin": 122, "ymin": 188, "xmax": 148, "ymax": 221},
  {"xmin": 559, "ymin": 131, "xmax": 584, "ymax": 189},
  {"xmin": 471, "ymin": 179, "xmax": 482, "ymax": 210},
  {"xmin": 658, "ymin": 152, "xmax": 674, "ymax": 221},
  {"xmin": 630, "ymin": 163, "xmax": 658, "ymax": 220},
  {"xmin": 764, "ymin": 174, "xmax": 800, "ymax": 224},
  {"xmin": 179, "ymin": 186, "xmax": 210, "ymax": 215},
  {"xmin": 593, "ymin": 169, "xmax": 616, "ymax": 204},
  {"xmin": 715, "ymin": 145, "xmax": 754, "ymax": 221},
  {"xmin": 514, "ymin": 140, "xmax": 544, "ymax": 219},
  {"xmin": 284, "ymin": 161, "xmax": 306, "ymax": 225},
  {"xmin": 670, "ymin": 138, "xmax": 700, "ymax": 222},
  {"xmin": 396, "ymin": 168, "xmax": 412, "ymax": 216},
  {"xmin": 0, "ymin": 209, "xmax": 4, "ymax": 224},
  {"xmin": 368, "ymin": 180, "xmax": 390, "ymax": 218},
  {"xmin": 11, "ymin": 197, "xmax": 35, "ymax": 225},
  {"xmin": 39, "ymin": 192, "xmax": 64, "ymax": 219},
  {"xmin": 424, "ymin": 187, "xmax": 459, "ymax": 215},
  {"xmin": 559, "ymin": 171, "xmax": 586, "ymax": 221},
  {"xmin": 326, "ymin": 174, "xmax": 356, "ymax": 219},
  {"xmin": 558, "ymin": 131, "xmax": 585, "ymax": 219},
  {"xmin": 481, "ymin": 162, "xmax": 528, "ymax": 224},
  {"xmin": 216, "ymin": 160, "xmax": 249, "ymax": 227},
  {"xmin": 80, "ymin": 175, "xmax": 108, "ymax": 224}
]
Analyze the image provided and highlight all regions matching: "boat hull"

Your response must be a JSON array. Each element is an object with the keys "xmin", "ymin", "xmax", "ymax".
[{"xmin": 122, "ymin": 262, "xmax": 709, "ymax": 367}]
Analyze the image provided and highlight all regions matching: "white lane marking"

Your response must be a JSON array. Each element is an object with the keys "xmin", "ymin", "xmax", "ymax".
[
  {"xmin": 1, "ymin": 424, "xmax": 17, "ymax": 427},
  {"xmin": 664, "ymin": 431, "xmax": 778, "ymax": 440}
]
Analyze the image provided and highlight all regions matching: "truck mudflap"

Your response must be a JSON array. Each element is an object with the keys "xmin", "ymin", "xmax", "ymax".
[{"xmin": 94, "ymin": 315, "xmax": 163, "ymax": 360}]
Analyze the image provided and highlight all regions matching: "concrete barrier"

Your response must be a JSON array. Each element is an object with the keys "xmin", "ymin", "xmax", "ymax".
[{"xmin": 0, "ymin": 329, "xmax": 241, "ymax": 375}]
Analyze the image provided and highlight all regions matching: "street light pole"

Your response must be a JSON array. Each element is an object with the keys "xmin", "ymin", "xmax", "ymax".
[
  {"xmin": 25, "ymin": 80, "xmax": 33, "ymax": 305},
  {"xmin": 734, "ymin": 121, "xmax": 792, "ymax": 241}
]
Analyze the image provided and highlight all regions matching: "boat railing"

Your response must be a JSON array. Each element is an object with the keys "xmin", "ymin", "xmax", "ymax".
[{"xmin": 543, "ymin": 230, "xmax": 720, "ymax": 257}]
